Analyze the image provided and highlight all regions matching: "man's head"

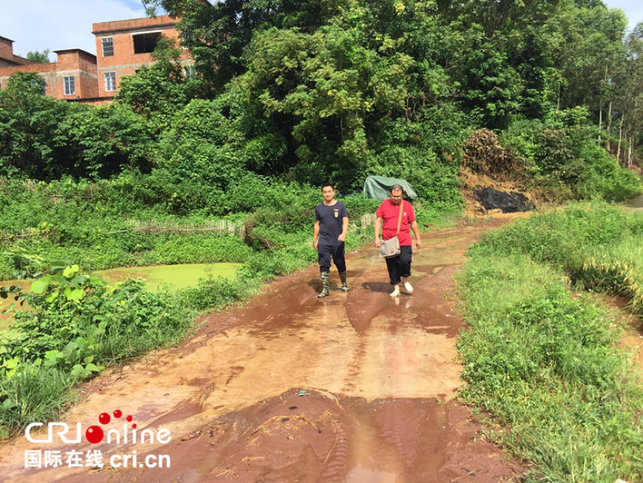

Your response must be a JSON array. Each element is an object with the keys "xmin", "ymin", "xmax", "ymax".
[
  {"xmin": 322, "ymin": 183, "xmax": 335, "ymax": 202},
  {"xmin": 390, "ymin": 185, "xmax": 404, "ymax": 204}
]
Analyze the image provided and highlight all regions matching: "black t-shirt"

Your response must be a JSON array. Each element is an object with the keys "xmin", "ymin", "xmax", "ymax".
[{"xmin": 315, "ymin": 201, "xmax": 348, "ymax": 246}]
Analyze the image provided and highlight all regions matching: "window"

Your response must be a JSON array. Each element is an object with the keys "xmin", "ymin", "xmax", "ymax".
[
  {"xmin": 183, "ymin": 65, "xmax": 196, "ymax": 79},
  {"xmin": 104, "ymin": 72, "xmax": 116, "ymax": 92},
  {"xmin": 63, "ymin": 76, "xmax": 76, "ymax": 95},
  {"xmin": 102, "ymin": 37, "xmax": 114, "ymax": 57},
  {"xmin": 180, "ymin": 33, "xmax": 191, "ymax": 49},
  {"xmin": 133, "ymin": 32, "xmax": 161, "ymax": 54}
]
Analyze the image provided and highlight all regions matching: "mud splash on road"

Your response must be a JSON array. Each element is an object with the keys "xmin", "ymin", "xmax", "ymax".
[
  {"xmin": 97, "ymin": 390, "xmax": 519, "ymax": 483},
  {"xmin": 0, "ymin": 224, "xmax": 523, "ymax": 482}
]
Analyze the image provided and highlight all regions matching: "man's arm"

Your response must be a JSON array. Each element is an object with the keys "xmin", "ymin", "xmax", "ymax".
[
  {"xmin": 313, "ymin": 220, "xmax": 320, "ymax": 250},
  {"xmin": 338, "ymin": 216, "xmax": 348, "ymax": 242},
  {"xmin": 374, "ymin": 217, "xmax": 382, "ymax": 247},
  {"xmin": 411, "ymin": 220, "xmax": 422, "ymax": 249}
]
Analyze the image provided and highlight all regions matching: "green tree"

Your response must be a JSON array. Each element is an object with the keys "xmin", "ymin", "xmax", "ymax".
[
  {"xmin": 0, "ymin": 72, "xmax": 68, "ymax": 178},
  {"xmin": 0, "ymin": 72, "xmax": 153, "ymax": 180},
  {"xmin": 457, "ymin": 41, "xmax": 523, "ymax": 129},
  {"xmin": 115, "ymin": 36, "xmax": 203, "ymax": 131},
  {"xmin": 613, "ymin": 22, "xmax": 643, "ymax": 166},
  {"xmin": 26, "ymin": 49, "xmax": 50, "ymax": 63},
  {"xmin": 64, "ymin": 104, "xmax": 155, "ymax": 178},
  {"xmin": 143, "ymin": 0, "xmax": 350, "ymax": 91}
]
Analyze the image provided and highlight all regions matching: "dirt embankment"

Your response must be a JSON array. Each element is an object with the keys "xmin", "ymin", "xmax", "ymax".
[{"xmin": 0, "ymin": 224, "xmax": 524, "ymax": 483}]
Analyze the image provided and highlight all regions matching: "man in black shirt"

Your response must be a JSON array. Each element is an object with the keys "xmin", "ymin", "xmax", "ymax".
[{"xmin": 313, "ymin": 183, "xmax": 349, "ymax": 298}]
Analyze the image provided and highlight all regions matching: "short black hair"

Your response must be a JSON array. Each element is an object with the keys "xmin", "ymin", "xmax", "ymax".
[
  {"xmin": 390, "ymin": 184, "xmax": 404, "ymax": 194},
  {"xmin": 321, "ymin": 183, "xmax": 334, "ymax": 191}
]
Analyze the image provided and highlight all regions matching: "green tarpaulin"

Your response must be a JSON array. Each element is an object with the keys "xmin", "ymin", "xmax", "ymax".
[{"xmin": 363, "ymin": 176, "xmax": 417, "ymax": 201}]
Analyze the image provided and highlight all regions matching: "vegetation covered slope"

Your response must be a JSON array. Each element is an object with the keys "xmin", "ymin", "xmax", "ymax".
[{"xmin": 457, "ymin": 203, "xmax": 643, "ymax": 482}]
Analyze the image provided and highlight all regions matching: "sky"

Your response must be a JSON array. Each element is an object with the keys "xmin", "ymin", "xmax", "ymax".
[
  {"xmin": 0, "ymin": 0, "xmax": 641, "ymax": 61},
  {"xmin": 603, "ymin": 0, "xmax": 643, "ymax": 31},
  {"xmin": 0, "ymin": 0, "xmax": 150, "ymax": 58}
]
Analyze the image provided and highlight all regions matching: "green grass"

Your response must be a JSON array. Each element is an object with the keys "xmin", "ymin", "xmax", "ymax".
[
  {"xmin": 456, "ymin": 204, "xmax": 643, "ymax": 482},
  {"xmin": 0, "ymin": 364, "xmax": 80, "ymax": 438}
]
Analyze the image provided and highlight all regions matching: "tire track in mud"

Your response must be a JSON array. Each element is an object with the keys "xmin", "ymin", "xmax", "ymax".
[{"xmin": 0, "ymin": 224, "xmax": 524, "ymax": 482}]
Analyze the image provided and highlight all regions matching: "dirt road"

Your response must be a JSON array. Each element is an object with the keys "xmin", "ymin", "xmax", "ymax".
[{"xmin": 0, "ymin": 225, "xmax": 523, "ymax": 482}]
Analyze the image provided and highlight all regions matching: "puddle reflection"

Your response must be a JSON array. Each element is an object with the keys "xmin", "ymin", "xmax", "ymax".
[{"xmin": 346, "ymin": 464, "xmax": 399, "ymax": 483}]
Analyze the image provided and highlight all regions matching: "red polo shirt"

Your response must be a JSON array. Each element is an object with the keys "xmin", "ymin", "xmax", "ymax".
[{"xmin": 376, "ymin": 199, "xmax": 416, "ymax": 246}]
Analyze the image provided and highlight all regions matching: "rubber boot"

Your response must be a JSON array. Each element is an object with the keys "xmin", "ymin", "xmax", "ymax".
[
  {"xmin": 339, "ymin": 271, "xmax": 349, "ymax": 292},
  {"xmin": 317, "ymin": 272, "xmax": 330, "ymax": 298}
]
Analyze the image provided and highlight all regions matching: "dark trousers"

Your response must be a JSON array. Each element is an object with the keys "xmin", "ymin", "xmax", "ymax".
[
  {"xmin": 385, "ymin": 246, "xmax": 412, "ymax": 285},
  {"xmin": 318, "ymin": 244, "xmax": 346, "ymax": 273}
]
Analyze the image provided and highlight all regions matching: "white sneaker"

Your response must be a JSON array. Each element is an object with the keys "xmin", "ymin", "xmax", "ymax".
[
  {"xmin": 390, "ymin": 287, "xmax": 400, "ymax": 297},
  {"xmin": 403, "ymin": 282, "xmax": 414, "ymax": 294}
]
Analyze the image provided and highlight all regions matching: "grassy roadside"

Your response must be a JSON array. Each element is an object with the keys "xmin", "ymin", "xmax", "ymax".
[{"xmin": 456, "ymin": 202, "xmax": 643, "ymax": 482}]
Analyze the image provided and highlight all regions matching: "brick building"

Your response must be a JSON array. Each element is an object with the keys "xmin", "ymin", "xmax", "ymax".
[
  {"xmin": 0, "ymin": 15, "xmax": 192, "ymax": 103},
  {"xmin": 0, "ymin": 36, "xmax": 30, "ymax": 67},
  {"xmin": 92, "ymin": 15, "xmax": 192, "ymax": 99},
  {"xmin": 0, "ymin": 40, "xmax": 98, "ymax": 99}
]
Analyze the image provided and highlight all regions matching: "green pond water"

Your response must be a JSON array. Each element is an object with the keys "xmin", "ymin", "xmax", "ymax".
[
  {"xmin": 625, "ymin": 194, "xmax": 643, "ymax": 208},
  {"xmin": 94, "ymin": 263, "xmax": 240, "ymax": 291},
  {"xmin": 0, "ymin": 263, "xmax": 240, "ymax": 332}
]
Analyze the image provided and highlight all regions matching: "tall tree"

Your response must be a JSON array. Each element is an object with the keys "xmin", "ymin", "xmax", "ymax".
[
  {"xmin": 26, "ymin": 49, "xmax": 50, "ymax": 63},
  {"xmin": 143, "ymin": 0, "xmax": 349, "ymax": 92}
]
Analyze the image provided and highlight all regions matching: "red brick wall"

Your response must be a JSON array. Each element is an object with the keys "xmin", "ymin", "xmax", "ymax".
[
  {"xmin": 93, "ymin": 15, "xmax": 191, "ymax": 97},
  {"xmin": 0, "ymin": 38, "xmax": 14, "ymax": 60},
  {"xmin": 0, "ymin": 50, "xmax": 97, "ymax": 100}
]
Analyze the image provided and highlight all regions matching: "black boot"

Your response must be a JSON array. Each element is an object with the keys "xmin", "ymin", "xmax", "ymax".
[
  {"xmin": 339, "ymin": 271, "xmax": 348, "ymax": 292},
  {"xmin": 317, "ymin": 272, "xmax": 330, "ymax": 298}
]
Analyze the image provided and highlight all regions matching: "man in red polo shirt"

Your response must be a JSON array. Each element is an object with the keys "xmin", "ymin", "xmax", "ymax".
[{"xmin": 374, "ymin": 185, "xmax": 422, "ymax": 297}]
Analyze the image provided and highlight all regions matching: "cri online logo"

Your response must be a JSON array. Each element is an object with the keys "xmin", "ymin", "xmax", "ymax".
[{"xmin": 25, "ymin": 410, "xmax": 171, "ymax": 445}]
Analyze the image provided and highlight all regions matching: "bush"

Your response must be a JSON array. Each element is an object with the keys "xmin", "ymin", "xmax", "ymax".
[
  {"xmin": 500, "ymin": 114, "xmax": 642, "ymax": 202},
  {"xmin": 372, "ymin": 145, "xmax": 463, "ymax": 210},
  {"xmin": 0, "ymin": 363, "xmax": 79, "ymax": 433},
  {"xmin": 180, "ymin": 276, "xmax": 259, "ymax": 311}
]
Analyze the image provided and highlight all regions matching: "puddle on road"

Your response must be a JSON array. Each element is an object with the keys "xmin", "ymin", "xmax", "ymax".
[
  {"xmin": 345, "ymin": 465, "xmax": 398, "ymax": 482},
  {"xmin": 71, "ymin": 391, "xmax": 519, "ymax": 483},
  {"xmin": 625, "ymin": 194, "xmax": 643, "ymax": 209}
]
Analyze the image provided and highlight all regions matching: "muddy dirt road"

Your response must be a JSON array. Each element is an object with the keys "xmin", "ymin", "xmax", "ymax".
[{"xmin": 0, "ymin": 225, "xmax": 523, "ymax": 482}]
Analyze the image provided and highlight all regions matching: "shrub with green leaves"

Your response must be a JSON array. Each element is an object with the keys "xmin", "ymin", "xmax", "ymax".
[
  {"xmin": 2, "ymin": 264, "xmax": 193, "ymax": 372},
  {"xmin": 500, "ymin": 114, "xmax": 642, "ymax": 202}
]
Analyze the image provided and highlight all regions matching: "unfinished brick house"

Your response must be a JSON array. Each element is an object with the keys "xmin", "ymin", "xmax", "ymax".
[
  {"xmin": 0, "ymin": 15, "xmax": 192, "ymax": 103},
  {"xmin": 0, "ymin": 37, "xmax": 99, "ymax": 99},
  {"xmin": 92, "ymin": 15, "xmax": 192, "ymax": 99}
]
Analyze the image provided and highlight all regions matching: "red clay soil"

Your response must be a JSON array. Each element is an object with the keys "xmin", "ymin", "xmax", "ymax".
[{"xmin": 0, "ymin": 224, "xmax": 525, "ymax": 482}]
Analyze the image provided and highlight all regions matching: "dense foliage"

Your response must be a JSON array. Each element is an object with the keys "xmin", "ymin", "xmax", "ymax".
[
  {"xmin": 0, "ymin": 0, "xmax": 640, "ymax": 209},
  {"xmin": 142, "ymin": 0, "xmax": 642, "ymax": 188}
]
